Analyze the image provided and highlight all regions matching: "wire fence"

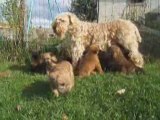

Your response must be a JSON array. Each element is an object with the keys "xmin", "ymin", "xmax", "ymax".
[
  {"xmin": 0, "ymin": 0, "xmax": 71, "ymax": 42},
  {"xmin": 96, "ymin": 0, "xmax": 160, "ymax": 59},
  {"xmin": 98, "ymin": 0, "xmax": 160, "ymax": 24}
]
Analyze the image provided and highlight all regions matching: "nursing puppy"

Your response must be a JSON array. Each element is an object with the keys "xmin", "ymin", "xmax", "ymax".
[
  {"xmin": 47, "ymin": 61, "xmax": 74, "ymax": 97},
  {"xmin": 75, "ymin": 44, "xmax": 104, "ymax": 77},
  {"xmin": 100, "ymin": 44, "xmax": 143, "ymax": 74}
]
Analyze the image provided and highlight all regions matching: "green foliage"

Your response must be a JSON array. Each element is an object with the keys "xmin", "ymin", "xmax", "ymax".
[
  {"xmin": 71, "ymin": 0, "xmax": 98, "ymax": 21},
  {"xmin": 145, "ymin": 13, "xmax": 160, "ymax": 31},
  {"xmin": 0, "ymin": 37, "xmax": 61, "ymax": 64},
  {"xmin": 140, "ymin": 30, "xmax": 160, "ymax": 60},
  {"xmin": 0, "ymin": 61, "xmax": 160, "ymax": 119},
  {"xmin": 1, "ymin": 0, "xmax": 21, "ymax": 29},
  {"xmin": 1, "ymin": 0, "xmax": 26, "ymax": 53}
]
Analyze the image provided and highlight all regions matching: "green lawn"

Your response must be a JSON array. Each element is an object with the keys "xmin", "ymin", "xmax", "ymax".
[{"xmin": 0, "ymin": 61, "xmax": 160, "ymax": 120}]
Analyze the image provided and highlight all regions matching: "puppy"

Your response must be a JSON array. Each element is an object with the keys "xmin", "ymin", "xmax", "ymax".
[
  {"xmin": 99, "ymin": 44, "xmax": 143, "ymax": 74},
  {"xmin": 75, "ymin": 44, "xmax": 104, "ymax": 77},
  {"xmin": 31, "ymin": 52, "xmax": 57, "ymax": 74},
  {"xmin": 41, "ymin": 52, "xmax": 58, "ymax": 74},
  {"xmin": 47, "ymin": 61, "xmax": 74, "ymax": 97},
  {"xmin": 31, "ymin": 51, "xmax": 46, "ymax": 73}
]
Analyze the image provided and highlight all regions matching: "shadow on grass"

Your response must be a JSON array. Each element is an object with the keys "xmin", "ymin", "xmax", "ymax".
[
  {"xmin": 22, "ymin": 81, "xmax": 51, "ymax": 100},
  {"xmin": 9, "ymin": 64, "xmax": 45, "ymax": 75}
]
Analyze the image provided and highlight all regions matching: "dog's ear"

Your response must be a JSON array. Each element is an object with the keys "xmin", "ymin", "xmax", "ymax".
[
  {"xmin": 49, "ymin": 52, "xmax": 55, "ymax": 57},
  {"xmin": 68, "ymin": 15, "xmax": 73, "ymax": 24},
  {"xmin": 52, "ymin": 21, "xmax": 57, "ymax": 33},
  {"xmin": 49, "ymin": 52, "xmax": 58, "ymax": 63},
  {"xmin": 68, "ymin": 14, "xmax": 78, "ymax": 25}
]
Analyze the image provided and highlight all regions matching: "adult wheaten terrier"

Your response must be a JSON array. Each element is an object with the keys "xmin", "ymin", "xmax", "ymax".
[{"xmin": 52, "ymin": 12, "xmax": 144, "ymax": 68}]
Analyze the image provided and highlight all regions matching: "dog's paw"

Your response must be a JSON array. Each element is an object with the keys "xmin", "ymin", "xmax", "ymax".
[{"xmin": 52, "ymin": 89, "xmax": 59, "ymax": 97}]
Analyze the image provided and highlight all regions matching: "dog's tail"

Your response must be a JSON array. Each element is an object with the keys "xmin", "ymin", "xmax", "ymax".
[{"xmin": 135, "ymin": 26, "xmax": 142, "ymax": 43}]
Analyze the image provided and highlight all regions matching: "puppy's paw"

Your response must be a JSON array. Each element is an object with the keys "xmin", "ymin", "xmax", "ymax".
[{"xmin": 52, "ymin": 89, "xmax": 59, "ymax": 97}]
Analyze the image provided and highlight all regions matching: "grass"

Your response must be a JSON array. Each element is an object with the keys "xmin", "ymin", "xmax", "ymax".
[
  {"xmin": 0, "ymin": 60, "xmax": 160, "ymax": 120},
  {"xmin": 0, "ymin": 31, "xmax": 159, "ymax": 119}
]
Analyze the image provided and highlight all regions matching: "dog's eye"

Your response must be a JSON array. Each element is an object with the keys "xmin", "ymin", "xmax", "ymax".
[{"xmin": 60, "ymin": 19, "xmax": 65, "ymax": 22}]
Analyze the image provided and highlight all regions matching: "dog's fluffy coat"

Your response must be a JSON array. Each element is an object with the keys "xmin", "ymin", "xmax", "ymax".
[
  {"xmin": 52, "ymin": 12, "xmax": 144, "ymax": 68},
  {"xmin": 31, "ymin": 52, "xmax": 57, "ymax": 74},
  {"xmin": 48, "ymin": 61, "xmax": 74, "ymax": 97}
]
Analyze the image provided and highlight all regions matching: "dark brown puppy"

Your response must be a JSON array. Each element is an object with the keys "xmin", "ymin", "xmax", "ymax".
[
  {"xmin": 31, "ymin": 51, "xmax": 46, "ymax": 73},
  {"xmin": 99, "ymin": 44, "xmax": 143, "ymax": 74},
  {"xmin": 75, "ymin": 44, "xmax": 104, "ymax": 77},
  {"xmin": 31, "ymin": 52, "xmax": 57, "ymax": 74}
]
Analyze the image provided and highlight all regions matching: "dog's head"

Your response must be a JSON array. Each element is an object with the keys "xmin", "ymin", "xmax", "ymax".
[
  {"xmin": 85, "ymin": 44, "xmax": 100, "ymax": 55},
  {"xmin": 52, "ymin": 12, "xmax": 80, "ymax": 39},
  {"xmin": 41, "ymin": 52, "xmax": 57, "ymax": 66},
  {"xmin": 129, "ymin": 52, "xmax": 144, "ymax": 68},
  {"xmin": 109, "ymin": 45, "xmax": 122, "ymax": 59},
  {"xmin": 31, "ymin": 51, "xmax": 43, "ymax": 67}
]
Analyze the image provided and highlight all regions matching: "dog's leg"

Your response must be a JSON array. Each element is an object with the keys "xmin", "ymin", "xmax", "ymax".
[
  {"xmin": 49, "ymin": 80, "xmax": 59, "ymax": 97},
  {"xmin": 117, "ymin": 35, "xmax": 144, "ymax": 68},
  {"xmin": 91, "ymin": 71, "xmax": 97, "ymax": 75},
  {"xmin": 71, "ymin": 41, "xmax": 85, "ymax": 68},
  {"xmin": 95, "ymin": 63, "xmax": 104, "ymax": 75},
  {"xmin": 52, "ymin": 89, "xmax": 59, "ymax": 97}
]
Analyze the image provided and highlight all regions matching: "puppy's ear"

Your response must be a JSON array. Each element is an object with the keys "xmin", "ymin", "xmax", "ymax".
[
  {"xmin": 50, "ymin": 53, "xmax": 58, "ymax": 63},
  {"xmin": 50, "ymin": 52, "xmax": 55, "ymax": 57}
]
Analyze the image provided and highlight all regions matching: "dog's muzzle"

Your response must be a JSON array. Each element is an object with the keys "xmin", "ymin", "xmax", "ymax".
[
  {"xmin": 52, "ymin": 23, "xmax": 58, "ymax": 35},
  {"xmin": 52, "ymin": 23, "xmax": 65, "ymax": 39}
]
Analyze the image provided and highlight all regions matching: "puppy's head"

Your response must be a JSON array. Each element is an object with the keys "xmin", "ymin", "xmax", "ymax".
[
  {"xmin": 41, "ymin": 52, "xmax": 57, "ymax": 66},
  {"xmin": 31, "ymin": 51, "xmax": 40, "ymax": 60},
  {"xmin": 85, "ymin": 44, "xmax": 100, "ymax": 55},
  {"xmin": 31, "ymin": 51, "xmax": 43, "ymax": 67},
  {"xmin": 52, "ymin": 12, "xmax": 79, "ymax": 39},
  {"xmin": 108, "ymin": 45, "xmax": 122, "ymax": 59}
]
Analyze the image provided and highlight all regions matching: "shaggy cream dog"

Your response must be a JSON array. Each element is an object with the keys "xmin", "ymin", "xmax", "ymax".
[{"xmin": 52, "ymin": 12, "xmax": 144, "ymax": 68}]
